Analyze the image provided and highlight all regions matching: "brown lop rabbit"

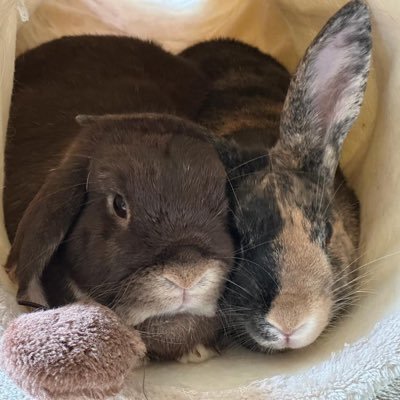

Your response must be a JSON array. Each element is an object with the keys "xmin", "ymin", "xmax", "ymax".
[{"xmin": 4, "ymin": 35, "xmax": 234, "ymax": 361}]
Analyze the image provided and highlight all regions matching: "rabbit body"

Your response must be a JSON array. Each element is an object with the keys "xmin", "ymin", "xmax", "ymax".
[
  {"xmin": 4, "ymin": 36, "xmax": 234, "ymax": 360},
  {"xmin": 181, "ymin": 0, "xmax": 369, "ymax": 351}
]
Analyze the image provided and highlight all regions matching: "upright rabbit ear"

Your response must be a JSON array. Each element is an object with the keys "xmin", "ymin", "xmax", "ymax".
[
  {"xmin": 5, "ymin": 135, "xmax": 92, "ymax": 307},
  {"xmin": 277, "ymin": 0, "xmax": 372, "ymax": 182}
]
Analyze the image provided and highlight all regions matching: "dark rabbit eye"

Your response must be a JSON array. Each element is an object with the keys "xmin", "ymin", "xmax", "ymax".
[
  {"xmin": 113, "ymin": 194, "xmax": 127, "ymax": 219},
  {"xmin": 325, "ymin": 221, "xmax": 333, "ymax": 245}
]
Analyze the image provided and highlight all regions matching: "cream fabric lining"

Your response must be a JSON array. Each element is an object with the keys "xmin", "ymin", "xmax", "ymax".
[{"xmin": 0, "ymin": 1, "xmax": 399, "ymax": 398}]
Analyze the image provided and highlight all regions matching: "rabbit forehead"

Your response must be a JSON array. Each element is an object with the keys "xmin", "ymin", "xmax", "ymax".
[
  {"xmin": 258, "ymin": 171, "xmax": 332, "ymax": 220},
  {"xmin": 87, "ymin": 126, "xmax": 227, "ymax": 201},
  {"xmin": 88, "ymin": 154, "xmax": 228, "ymax": 223},
  {"xmin": 236, "ymin": 171, "xmax": 331, "ymax": 251},
  {"xmin": 263, "ymin": 172, "xmax": 332, "ymax": 261}
]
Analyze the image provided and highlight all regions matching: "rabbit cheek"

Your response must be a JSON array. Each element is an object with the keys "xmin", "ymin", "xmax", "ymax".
[
  {"xmin": 112, "ymin": 275, "xmax": 178, "ymax": 326},
  {"xmin": 328, "ymin": 215, "xmax": 360, "ymax": 319}
]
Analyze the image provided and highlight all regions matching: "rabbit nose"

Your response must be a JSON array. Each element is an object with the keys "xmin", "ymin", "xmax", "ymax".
[
  {"xmin": 162, "ymin": 270, "xmax": 207, "ymax": 290},
  {"xmin": 266, "ymin": 318, "xmax": 305, "ymax": 339}
]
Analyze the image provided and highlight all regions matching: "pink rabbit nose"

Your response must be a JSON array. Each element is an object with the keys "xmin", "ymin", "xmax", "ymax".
[
  {"xmin": 277, "ymin": 328, "xmax": 295, "ymax": 344},
  {"xmin": 266, "ymin": 318, "xmax": 305, "ymax": 343},
  {"xmin": 282, "ymin": 331, "xmax": 293, "ymax": 345}
]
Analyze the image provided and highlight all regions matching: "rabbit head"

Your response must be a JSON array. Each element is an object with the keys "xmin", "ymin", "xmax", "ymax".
[
  {"xmin": 6, "ymin": 113, "xmax": 234, "ymax": 327},
  {"xmin": 222, "ymin": 0, "xmax": 371, "ymax": 351}
]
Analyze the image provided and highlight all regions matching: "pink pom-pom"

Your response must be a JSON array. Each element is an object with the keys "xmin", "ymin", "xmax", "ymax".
[{"xmin": 0, "ymin": 302, "xmax": 146, "ymax": 399}]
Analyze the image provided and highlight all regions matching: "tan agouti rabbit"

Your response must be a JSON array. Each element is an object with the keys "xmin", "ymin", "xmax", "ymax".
[{"xmin": 181, "ymin": 0, "xmax": 371, "ymax": 351}]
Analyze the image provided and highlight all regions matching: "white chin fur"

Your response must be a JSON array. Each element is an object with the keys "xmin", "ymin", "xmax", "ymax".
[{"xmin": 117, "ymin": 299, "xmax": 217, "ymax": 327}]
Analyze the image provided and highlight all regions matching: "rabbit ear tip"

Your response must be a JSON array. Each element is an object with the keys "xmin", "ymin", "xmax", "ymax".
[{"xmin": 17, "ymin": 276, "xmax": 49, "ymax": 309}]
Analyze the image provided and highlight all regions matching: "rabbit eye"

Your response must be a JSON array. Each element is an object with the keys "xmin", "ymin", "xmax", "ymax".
[
  {"xmin": 113, "ymin": 194, "xmax": 127, "ymax": 219},
  {"xmin": 325, "ymin": 221, "xmax": 333, "ymax": 246}
]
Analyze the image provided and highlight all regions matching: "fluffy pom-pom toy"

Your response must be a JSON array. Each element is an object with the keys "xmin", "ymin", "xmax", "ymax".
[{"xmin": 0, "ymin": 301, "xmax": 146, "ymax": 400}]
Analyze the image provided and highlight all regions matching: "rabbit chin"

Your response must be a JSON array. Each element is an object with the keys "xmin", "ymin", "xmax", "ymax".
[{"xmin": 114, "ymin": 295, "xmax": 218, "ymax": 327}]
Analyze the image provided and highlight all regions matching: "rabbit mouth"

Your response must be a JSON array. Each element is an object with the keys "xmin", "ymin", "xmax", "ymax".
[
  {"xmin": 246, "ymin": 327, "xmax": 303, "ymax": 352},
  {"xmin": 162, "ymin": 292, "xmax": 218, "ymax": 319},
  {"xmin": 166, "ymin": 286, "xmax": 219, "ymax": 316},
  {"xmin": 113, "ymin": 292, "xmax": 218, "ymax": 326},
  {"xmin": 243, "ymin": 321, "xmax": 283, "ymax": 352}
]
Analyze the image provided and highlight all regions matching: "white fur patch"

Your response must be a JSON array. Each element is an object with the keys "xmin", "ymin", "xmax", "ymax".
[{"xmin": 178, "ymin": 344, "xmax": 218, "ymax": 364}]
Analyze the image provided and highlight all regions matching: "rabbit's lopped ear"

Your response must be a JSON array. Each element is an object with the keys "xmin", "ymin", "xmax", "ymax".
[
  {"xmin": 5, "ymin": 134, "xmax": 93, "ymax": 307},
  {"xmin": 75, "ymin": 114, "xmax": 100, "ymax": 126},
  {"xmin": 276, "ymin": 0, "xmax": 372, "ymax": 182},
  {"xmin": 75, "ymin": 114, "xmax": 130, "ymax": 126}
]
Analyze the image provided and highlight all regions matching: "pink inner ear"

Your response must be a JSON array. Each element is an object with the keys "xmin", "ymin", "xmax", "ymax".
[{"xmin": 310, "ymin": 25, "xmax": 361, "ymax": 137}]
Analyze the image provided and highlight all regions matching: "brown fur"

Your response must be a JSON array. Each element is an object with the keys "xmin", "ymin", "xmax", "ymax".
[
  {"xmin": 137, "ymin": 314, "xmax": 220, "ymax": 361},
  {"xmin": 4, "ymin": 36, "xmax": 234, "ymax": 362}
]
